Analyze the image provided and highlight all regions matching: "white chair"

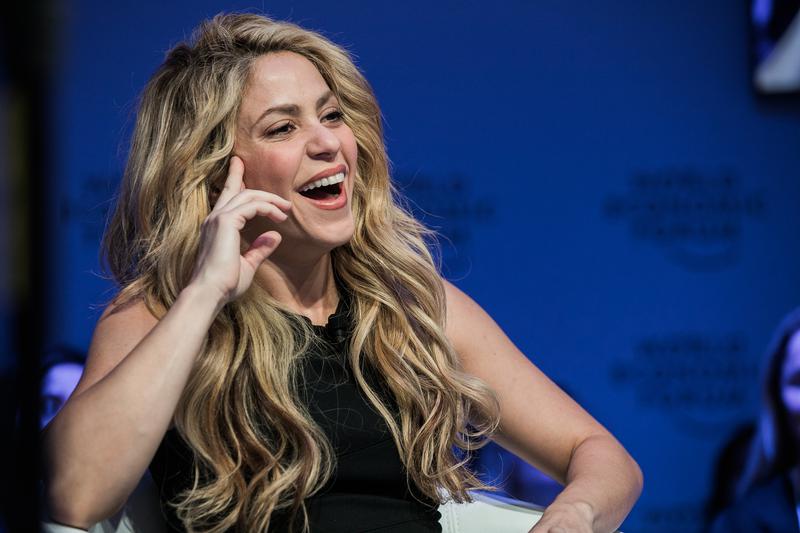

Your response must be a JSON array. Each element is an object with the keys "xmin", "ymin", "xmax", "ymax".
[
  {"xmin": 41, "ymin": 474, "xmax": 573, "ymax": 533},
  {"xmin": 439, "ymin": 491, "xmax": 545, "ymax": 532}
]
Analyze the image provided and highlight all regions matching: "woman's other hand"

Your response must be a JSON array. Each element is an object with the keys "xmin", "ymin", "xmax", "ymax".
[
  {"xmin": 189, "ymin": 155, "xmax": 292, "ymax": 303},
  {"xmin": 529, "ymin": 501, "xmax": 595, "ymax": 533}
]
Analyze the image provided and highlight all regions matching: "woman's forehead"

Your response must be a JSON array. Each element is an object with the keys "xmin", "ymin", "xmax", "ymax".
[
  {"xmin": 246, "ymin": 53, "xmax": 329, "ymax": 104},
  {"xmin": 238, "ymin": 52, "xmax": 333, "ymax": 128}
]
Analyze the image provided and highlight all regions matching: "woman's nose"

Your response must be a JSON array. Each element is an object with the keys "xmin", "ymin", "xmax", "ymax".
[{"xmin": 307, "ymin": 122, "xmax": 341, "ymax": 159}]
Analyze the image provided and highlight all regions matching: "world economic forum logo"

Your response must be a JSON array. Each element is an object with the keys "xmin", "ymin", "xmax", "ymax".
[
  {"xmin": 611, "ymin": 332, "xmax": 758, "ymax": 436},
  {"xmin": 604, "ymin": 169, "xmax": 765, "ymax": 271}
]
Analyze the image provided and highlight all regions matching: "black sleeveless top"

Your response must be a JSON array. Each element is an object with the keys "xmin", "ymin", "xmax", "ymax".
[{"xmin": 148, "ymin": 290, "xmax": 442, "ymax": 532}]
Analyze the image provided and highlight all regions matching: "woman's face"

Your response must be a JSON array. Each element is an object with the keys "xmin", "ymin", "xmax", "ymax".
[
  {"xmin": 234, "ymin": 51, "xmax": 358, "ymax": 258},
  {"xmin": 782, "ymin": 330, "xmax": 800, "ymax": 442}
]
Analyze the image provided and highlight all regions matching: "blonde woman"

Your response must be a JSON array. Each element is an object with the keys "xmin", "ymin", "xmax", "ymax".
[{"xmin": 43, "ymin": 13, "xmax": 642, "ymax": 533}]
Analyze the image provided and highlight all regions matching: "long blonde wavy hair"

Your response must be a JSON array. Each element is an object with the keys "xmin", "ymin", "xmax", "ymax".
[{"xmin": 103, "ymin": 12, "xmax": 500, "ymax": 532}]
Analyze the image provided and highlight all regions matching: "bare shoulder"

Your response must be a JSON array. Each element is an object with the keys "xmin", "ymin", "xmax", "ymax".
[
  {"xmin": 71, "ymin": 296, "xmax": 160, "ymax": 398},
  {"xmin": 441, "ymin": 276, "xmax": 581, "ymax": 404},
  {"xmin": 441, "ymin": 277, "xmax": 558, "ymax": 394},
  {"xmin": 441, "ymin": 277, "xmax": 606, "ymax": 481},
  {"xmin": 441, "ymin": 278, "xmax": 504, "ymax": 360},
  {"xmin": 441, "ymin": 277, "xmax": 476, "ymax": 318}
]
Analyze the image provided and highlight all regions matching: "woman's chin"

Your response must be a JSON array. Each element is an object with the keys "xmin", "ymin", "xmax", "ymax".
[
  {"xmin": 317, "ymin": 217, "xmax": 355, "ymax": 246},
  {"xmin": 316, "ymin": 229, "xmax": 355, "ymax": 253},
  {"xmin": 276, "ymin": 223, "xmax": 355, "ymax": 258}
]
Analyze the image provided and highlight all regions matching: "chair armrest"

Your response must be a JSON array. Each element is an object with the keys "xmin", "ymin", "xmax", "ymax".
[
  {"xmin": 41, "ymin": 523, "xmax": 89, "ymax": 533},
  {"xmin": 438, "ymin": 492, "xmax": 623, "ymax": 533},
  {"xmin": 439, "ymin": 491, "xmax": 544, "ymax": 533}
]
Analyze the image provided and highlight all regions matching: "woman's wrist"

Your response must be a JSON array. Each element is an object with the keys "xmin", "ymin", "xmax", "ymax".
[
  {"xmin": 533, "ymin": 499, "xmax": 596, "ymax": 533},
  {"xmin": 545, "ymin": 499, "xmax": 595, "ymax": 521},
  {"xmin": 178, "ymin": 280, "xmax": 229, "ymax": 318}
]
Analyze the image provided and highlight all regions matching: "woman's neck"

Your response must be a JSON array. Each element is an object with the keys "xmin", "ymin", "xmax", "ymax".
[{"xmin": 254, "ymin": 253, "xmax": 339, "ymax": 326}]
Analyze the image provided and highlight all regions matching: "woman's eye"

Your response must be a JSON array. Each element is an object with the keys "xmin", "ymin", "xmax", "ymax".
[
  {"xmin": 267, "ymin": 123, "xmax": 294, "ymax": 137},
  {"xmin": 324, "ymin": 110, "xmax": 344, "ymax": 122}
]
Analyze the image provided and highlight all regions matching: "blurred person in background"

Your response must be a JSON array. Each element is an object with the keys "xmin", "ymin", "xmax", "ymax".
[
  {"xmin": 711, "ymin": 307, "xmax": 800, "ymax": 533},
  {"xmin": 40, "ymin": 347, "xmax": 85, "ymax": 429},
  {"xmin": 704, "ymin": 422, "xmax": 756, "ymax": 529}
]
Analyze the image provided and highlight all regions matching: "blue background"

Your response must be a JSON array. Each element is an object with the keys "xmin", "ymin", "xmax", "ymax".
[{"xmin": 33, "ymin": 1, "xmax": 800, "ymax": 531}]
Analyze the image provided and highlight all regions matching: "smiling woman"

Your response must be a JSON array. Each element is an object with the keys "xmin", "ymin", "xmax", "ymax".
[
  {"xmin": 41, "ymin": 12, "xmax": 641, "ymax": 533},
  {"xmin": 234, "ymin": 52, "xmax": 358, "ymax": 260}
]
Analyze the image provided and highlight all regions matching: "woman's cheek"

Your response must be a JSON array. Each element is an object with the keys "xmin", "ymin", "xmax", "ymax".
[{"xmin": 244, "ymin": 157, "xmax": 295, "ymax": 196}]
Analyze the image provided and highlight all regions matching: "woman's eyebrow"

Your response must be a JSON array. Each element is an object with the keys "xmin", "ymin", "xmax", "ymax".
[{"xmin": 254, "ymin": 90, "xmax": 335, "ymax": 125}]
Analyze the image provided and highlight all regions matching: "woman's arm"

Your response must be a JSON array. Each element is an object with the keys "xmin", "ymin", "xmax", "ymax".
[
  {"xmin": 43, "ymin": 157, "xmax": 291, "ymax": 528},
  {"xmin": 42, "ymin": 287, "xmax": 222, "ymax": 528},
  {"xmin": 443, "ymin": 279, "xmax": 642, "ymax": 533}
]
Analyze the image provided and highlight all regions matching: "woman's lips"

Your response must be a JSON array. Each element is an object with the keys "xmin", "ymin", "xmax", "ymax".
[{"xmin": 297, "ymin": 181, "xmax": 347, "ymax": 210}]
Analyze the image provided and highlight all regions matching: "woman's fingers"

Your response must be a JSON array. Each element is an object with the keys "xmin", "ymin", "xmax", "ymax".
[
  {"xmin": 213, "ymin": 157, "xmax": 292, "ymax": 218},
  {"xmin": 242, "ymin": 231, "xmax": 282, "ymax": 271},
  {"xmin": 222, "ymin": 188, "xmax": 292, "ymax": 213},
  {"xmin": 215, "ymin": 200, "xmax": 289, "ymax": 229},
  {"xmin": 192, "ymin": 155, "xmax": 295, "ymax": 301},
  {"xmin": 213, "ymin": 156, "xmax": 245, "ymax": 210}
]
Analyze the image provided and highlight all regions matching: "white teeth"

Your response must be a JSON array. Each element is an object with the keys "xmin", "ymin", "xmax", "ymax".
[{"xmin": 299, "ymin": 172, "xmax": 345, "ymax": 192}]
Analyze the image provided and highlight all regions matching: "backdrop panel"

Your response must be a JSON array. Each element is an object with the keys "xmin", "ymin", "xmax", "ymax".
[{"xmin": 52, "ymin": 2, "xmax": 800, "ymax": 531}]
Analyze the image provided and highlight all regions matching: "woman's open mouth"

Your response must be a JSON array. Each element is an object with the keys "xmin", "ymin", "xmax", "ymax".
[{"xmin": 297, "ymin": 171, "xmax": 347, "ymax": 210}]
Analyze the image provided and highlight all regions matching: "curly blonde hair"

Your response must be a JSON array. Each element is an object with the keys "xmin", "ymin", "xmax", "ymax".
[{"xmin": 102, "ymin": 12, "xmax": 499, "ymax": 532}]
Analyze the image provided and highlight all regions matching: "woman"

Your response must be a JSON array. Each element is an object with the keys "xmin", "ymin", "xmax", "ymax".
[
  {"xmin": 43, "ymin": 13, "xmax": 642, "ymax": 533},
  {"xmin": 711, "ymin": 308, "xmax": 800, "ymax": 532}
]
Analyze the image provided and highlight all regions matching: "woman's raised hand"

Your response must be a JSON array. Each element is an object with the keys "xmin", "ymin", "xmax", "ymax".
[{"xmin": 189, "ymin": 156, "xmax": 292, "ymax": 304}]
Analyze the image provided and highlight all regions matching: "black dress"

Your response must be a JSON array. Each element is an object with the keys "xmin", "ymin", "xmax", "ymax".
[{"xmin": 149, "ymin": 290, "xmax": 442, "ymax": 532}]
